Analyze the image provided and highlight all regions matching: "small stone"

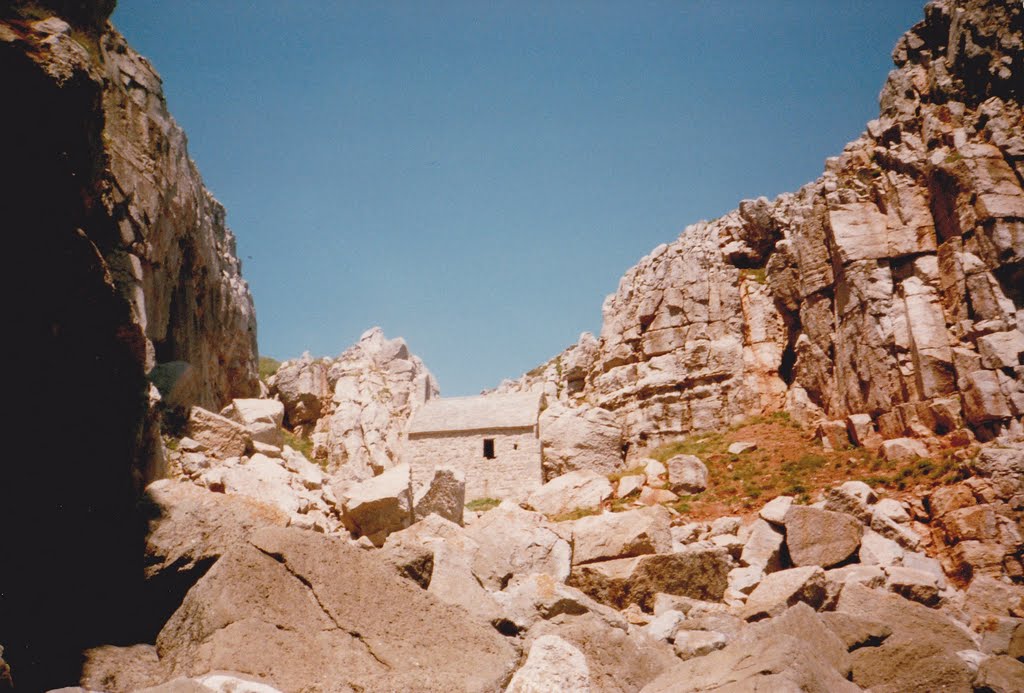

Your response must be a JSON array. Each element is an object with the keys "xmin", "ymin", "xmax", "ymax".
[{"xmin": 727, "ymin": 441, "xmax": 757, "ymax": 455}]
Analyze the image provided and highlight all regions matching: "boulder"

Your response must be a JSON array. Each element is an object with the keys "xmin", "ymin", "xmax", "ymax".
[
  {"xmin": 672, "ymin": 630, "xmax": 729, "ymax": 660},
  {"xmin": 784, "ymin": 505, "xmax": 862, "ymax": 568},
  {"xmin": 837, "ymin": 583, "xmax": 976, "ymax": 692},
  {"xmin": 975, "ymin": 655, "xmax": 1024, "ymax": 693},
  {"xmin": 847, "ymin": 413, "xmax": 883, "ymax": 449},
  {"xmin": 380, "ymin": 513, "xmax": 465, "ymax": 587},
  {"xmin": 819, "ymin": 611, "xmax": 893, "ymax": 650},
  {"xmin": 494, "ymin": 573, "xmax": 625, "ymax": 633},
  {"xmin": 465, "ymin": 501, "xmax": 571, "ymax": 590},
  {"xmin": 742, "ymin": 566, "xmax": 827, "ymax": 620},
  {"xmin": 427, "ymin": 534, "xmax": 503, "ymax": 624},
  {"xmin": 615, "ymin": 474, "xmax": 645, "ymax": 498},
  {"xmin": 664, "ymin": 454, "xmax": 708, "ymax": 494},
  {"xmin": 758, "ymin": 495, "xmax": 793, "ymax": 525},
  {"xmin": 539, "ymin": 403, "xmax": 624, "ymax": 479},
  {"xmin": 883, "ymin": 565, "xmax": 941, "ymax": 606},
  {"xmin": 880, "ymin": 437, "xmax": 931, "ymax": 463},
  {"xmin": 568, "ymin": 546, "xmax": 732, "ymax": 610},
  {"xmin": 506, "ymin": 635, "xmax": 591, "ymax": 693},
  {"xmin": 185, "ymin": 407, "xmax": 250, "ymax": 459},
  {"xmin": 739, "ymin": 518, "xmax": 785, "ymax": 572},
  {"xmin": 221, "ymin": 454, "xmax": 304, "ymax": 516},
  {"xmin": 340, "ymin": 462, "xmax": 413, "ymax": 546},
  {"xmin": 529, "ymin": 613, "xmax": 676, "ymax": 693},
  {"xmin": 638, "ymin": 487, "xmax": 678, "ymax": 505},
  {"xmin": 268, "ymin": 356, "xmax": 329, "ymax": 426},
  {"xmin": 567, "ymin": 506, "xmax": 672, "ymax": 565},
  {"xmin": 525, "ymin": 470, "xmax": 613, "ymax": 516},
  {"xmin": 727, "ymin": 441, "xmax": 757, "ymax": 455},
  {"xmin": 144, "ymin": 480, "xmax": 289, "ymax": 587},
  {"xmin": 859, "ymin": 528, "xmax": 905, "ymax": 566},
  {"xmin": 220, "ymin": 398, "xmax": 285, "ymax": 447},
  {"xmin": 642, "ymin": 605, "xmax": 858, "ymax": 692},
  {"xmin": 412, "ymin": 466, "xmax": 465, "ymax": 525},
  {"xmin": 824, "ymin": 480, "xmax": 876, "ymax": 523},
  {"xmin": 155, "ymin": 527, "xmax": 518, "ymax": 691}
]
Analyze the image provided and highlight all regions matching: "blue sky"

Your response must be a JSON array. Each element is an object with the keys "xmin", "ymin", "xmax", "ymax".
[{"xmin": 112, "ymin": 1, "xmax": 926, "ymax": 396}]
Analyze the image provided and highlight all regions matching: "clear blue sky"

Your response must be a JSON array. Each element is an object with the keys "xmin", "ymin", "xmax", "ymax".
[{"xmin": 112, "ymin": 1, "xmax": 925, "ymax": 396}]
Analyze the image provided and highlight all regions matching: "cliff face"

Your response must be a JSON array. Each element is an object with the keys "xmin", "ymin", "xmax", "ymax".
[
  {"xmin": 513, "ymin": 0, "xmax": 1023, "ymax": 453},
  {"xmin": 0, "ymin": 2, "xmax": 258, "ymax": 687}
]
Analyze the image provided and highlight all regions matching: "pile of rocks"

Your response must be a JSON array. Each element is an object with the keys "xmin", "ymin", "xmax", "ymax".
[
  {"xmin": 267, "ymin": 327, "xmax": 438, "ymax": 481},
  {"xmin": 166, "ymin": 399, "xmax": 341, "ymax": 533}
]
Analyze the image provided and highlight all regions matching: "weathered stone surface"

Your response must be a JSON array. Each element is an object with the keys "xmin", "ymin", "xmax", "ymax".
[
  {"xmin": 539, "ymin": 402, "xmax": 624, "ymax": 479},
  {"xmin": 465, "ymin": 501, "xmax": 572, "ymax": 590},
  {"xmin": 742, "ymin": 566, "xmax": 827, "ymax": 620},
  {"xmin": 379, "ymin": 513, "xmax": 464, "ymax": 587},
  {"xmin": 526, "ymin": 470, "xmax": 613, "ymax": 516},
  {"xmin": 156, "ymin": 527, "xmax": 517, "ymax": 691},
  {"xmin": 664, "ymin": 454, "xmax": 708, "ymax": 494},
  {"xmin": 186, "ymin": 407, "xmax": 250, "ymax": 459},
  {"xmin": 758, "ymin": 495, "xmax": 793, "ymax": 525},
  {"xmin": 339, "ymin": 462, "xmax": 413, "ymax": 546},
  {"xmin": 569, "ymin": 546, "xmax": 732, "ymax": 610},
  {"xmin": 784, "ymin": 505, "xmax": 862, "ymax": 568},
  {"xmin": 221, "ymin": 398, "xmax": 285, "ymax": 447},
  {"xmin": 976, "ymin": 655, "xmax": 1024, "ymax": 693},
  {"xmin": 567, "ymin": 506, "xmax": 672, "ymax": 565},
  {"xmin": 506, "ymin": 635, "xmax": 591, "ymax": 693},
  {"xmin": 412, "ymin": 466, "xmax": 465, "ymax": 525},
  {"xmin": 529, "ymin": 613, "xmax": 676, "ymax": 693},
  {"xmin": 837, "ymin": 583, "xmax": 976, "ymax": 693},
  {"xmin": 819, "ymin": 611, "xmax": 892, "ymax": 650},
  {"xmin": 495, "ymin": 572, "xmax": 624, "ymax": 633},
  {"xmin": 144, "ymin": 479, "xmax": 289, "ymax": 584},
  {"xmin": 267, "ymin": 355, "xmax": 329, "ymax": 426},
  {"xmin": 880, "ymin": 437, "xmax": 930, "ymax": 463},
  {"xmin": 643, "ymin": 604, "xmax": 858, "ymax": 692},
  {"xmin": 740, "ymin": 518, "xmax": 785, "ymax": 572}
]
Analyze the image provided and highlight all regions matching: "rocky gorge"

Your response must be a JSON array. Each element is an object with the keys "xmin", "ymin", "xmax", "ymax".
[{"xmin": 2, "ymin": 0, "xmax": 1024, "ymax": 691}]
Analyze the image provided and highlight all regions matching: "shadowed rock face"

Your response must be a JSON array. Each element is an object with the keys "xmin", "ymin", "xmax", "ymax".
[
  {"xmin": 0, "ymin": 2, "xmax": 257, "ymax": 688},
  {"xmin": 510, "ymin": 0, "xmax": 1024, "ymax": 450}
]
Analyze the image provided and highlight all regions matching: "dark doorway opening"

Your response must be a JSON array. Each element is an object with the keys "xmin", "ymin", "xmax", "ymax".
[{"xmin": 483, "ymin": 438, "xmax": 496, "ymax": 459}]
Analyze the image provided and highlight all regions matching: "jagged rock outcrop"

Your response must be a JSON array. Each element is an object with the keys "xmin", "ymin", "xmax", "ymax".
[
  {"xmin": 516, "ymin": 0, "xmax": 1024, "ymax": 453},
  {"xmin": 269, "ymin": 327, "xmax": 438, "ymax": 480},
  {"xmin": 1, "ymin": 3, "xmax": 258, "ymax": 688}
]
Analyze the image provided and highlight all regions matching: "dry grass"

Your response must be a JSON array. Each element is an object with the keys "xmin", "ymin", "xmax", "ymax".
[
  {"xmin": 466, "ymin": 497, "xmax": 502, "ymax": 513},
  {"xmin": 642, "ymin": 412, "xmax": 967, "ymax": 520}
]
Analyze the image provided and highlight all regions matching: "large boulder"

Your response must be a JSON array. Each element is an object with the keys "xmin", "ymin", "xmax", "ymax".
[
  {"xmin": 506, "ymin": 635, "xmax": 591, "ymax": 693},
  {"xmin": 642, "ymin": 604, "xmax": 859, "ymax": 692},
  {"xmin": 836, "ymin": 583, "xmax": 976, "ymax": 692},
  {"xmin": 267, "ymin": 355, "xmax": 329, "ymax": 426},
  {"xmin": 220, "ymin": 398, "xmax": 285, "ymax": 447},
  {"xmin": 539, "ymin": 402, "xmax": 625, "ymax": 479},
  {"xmin": 742, "ymin": 566, "xmax": 827, "ymax": 620},
  {"xmin": 665, "ymin": 454, "xmax": 708, "ymax": 494},
  {"xmin": 155, "ymin": 526, "xmax": 518, "ymax": 691},
  {"xmin": 739, "ymin": 518, "xmax": 785, "ymax": 572},
  {"xmin": 525, "ymin": 470, "xmax": 613, "ymax": 516},
  {"xmin": 465, "ymin": 501, "xmax": 572, "ymax": 590},
  {"xmin": 221, "ymin": 454, "xmax": 305, "ymax": 515},
  {"xmin": 568, "ymin": 546, "xmax": 732, "ymax": 610},
  {"xmin": 380, "ymin": 513, "xmax": 465, "ymax": 587},
  {"xmin": 784, "ymin": 505, "xmax": 862, "ymax": 568},
  {"xmin": 185, "ymin": 407, "xmax": 250, "ymax": 459},
  {"xmin": 339, "ymin": 462, "xmax": 413, "ymax": 546},
  {"xmin": 567, "ymin": 506, "xmax": 673, "ymax": 565},
  {"xmin": 412, "ymin": 466, "xmax": 465, "ymax": 525}
]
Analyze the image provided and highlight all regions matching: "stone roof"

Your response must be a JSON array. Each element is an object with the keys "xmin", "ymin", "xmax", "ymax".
[{"xmin": 407, "ymin": 391, "xmax": 543, "ymax": 435}]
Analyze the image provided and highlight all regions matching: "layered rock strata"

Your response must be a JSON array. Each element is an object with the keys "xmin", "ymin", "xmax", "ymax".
[{"xmin": 513, "ymin": 0, "xmax": 1024, "ymax": 453}]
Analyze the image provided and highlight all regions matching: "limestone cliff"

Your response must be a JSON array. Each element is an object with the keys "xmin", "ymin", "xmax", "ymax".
[
  {"xmin": 1, "ymin": 2, "xmax": 258, "ymax": 688},
  {"xmin": 515, "ymin": 0, "xmax": 1024, "ymax": 453}
]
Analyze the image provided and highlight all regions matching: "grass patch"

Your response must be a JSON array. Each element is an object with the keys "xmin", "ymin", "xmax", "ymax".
[
  {"xmin": 259, "ymin": 356, "xmax": 281, "ymax": 382},
  {"xmin": 740, "ymin": 268, "xmax": 767, "ymax": 284},
  {"xmin": 608, "ymin": 465, "xmax": 647, "ymax": 482},
  {"xmin": 282, "ymin": 430, "xmax": 314, "ymax": 460},
  {"xmin": 638, "ymin": 413, "xmax": 961, "ymax": 520},
  {"xmin": 163, "ymin": 435, "xmax": 179, "ymax": 452},
  {"xmin": 466, "ymin": 497, "xmax": 502, "ymax": 513},
  {"xmin": 549, "ymin": 506, "xmax": 601, "ymax": 523}
]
